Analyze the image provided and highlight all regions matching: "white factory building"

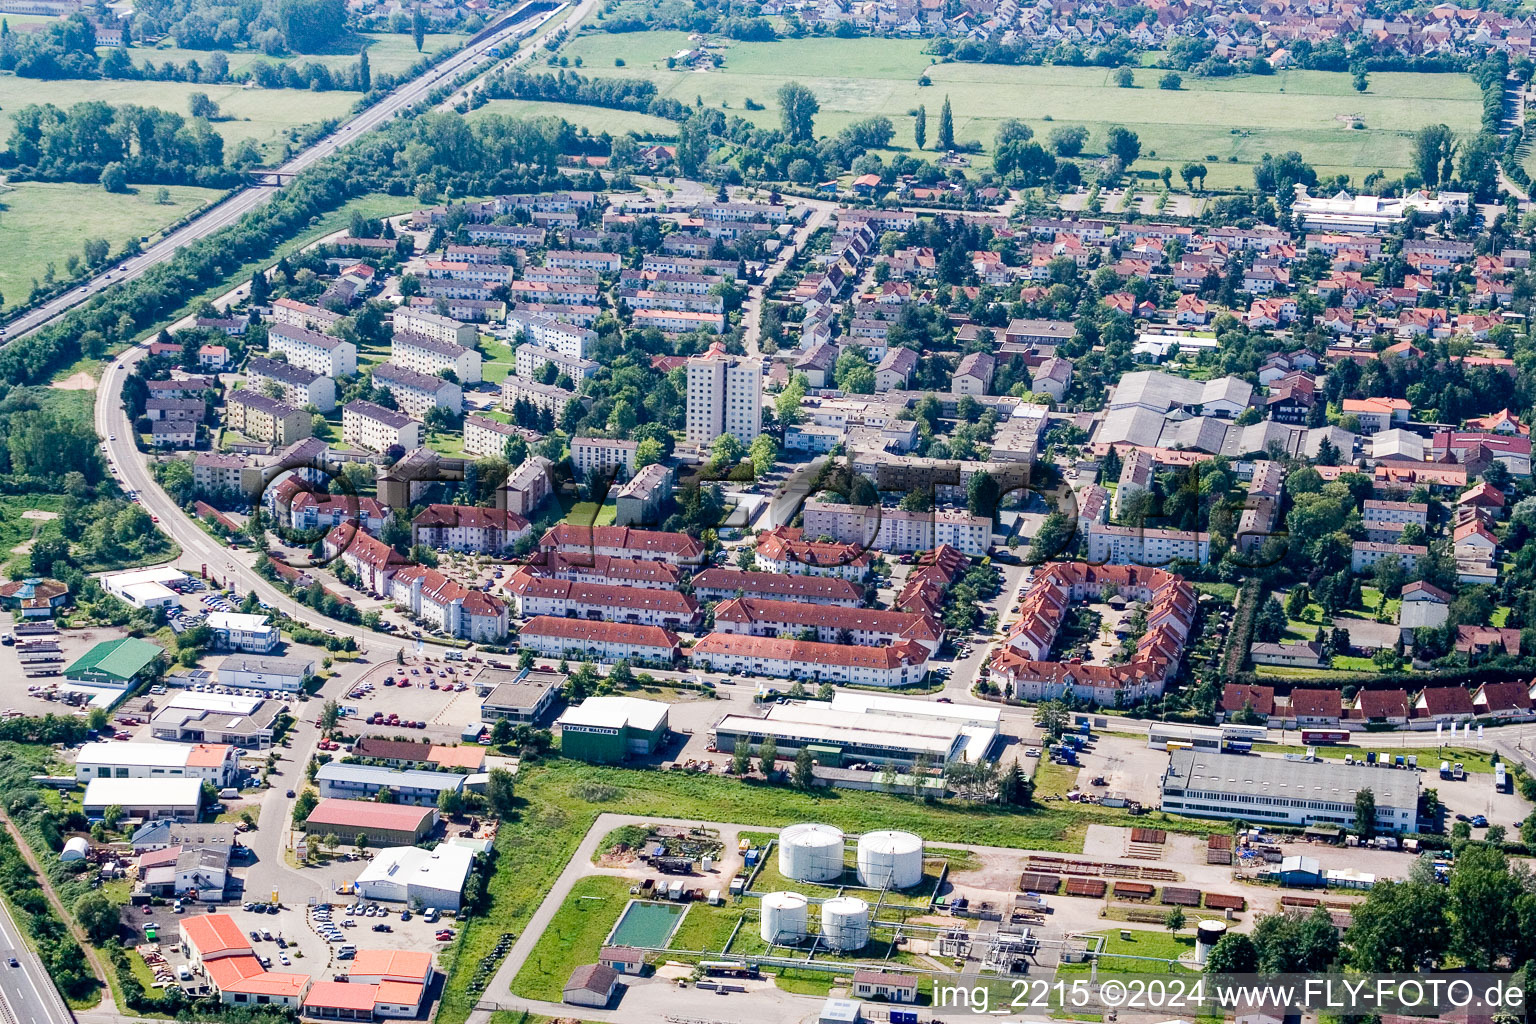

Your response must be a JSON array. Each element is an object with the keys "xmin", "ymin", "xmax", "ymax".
[
  {"xmin": 354, "ymin": 843, "xmax": 477, "ymax": 911},
  {"xmin": 75, "ymin": 741, "xmax": 240, "ymax": 788},
  {"xmin": 1159, "ymin": 750, "xmax": 1419, "ymax": 831},
  {"xmin": 216, "ymin": 655, "xmax": 315, "ymax": 693},
  {"xmin": 84, "ymin": 777, "xmax": 203, "ymax": 822},
  {"xmin": 102, "ymin": 566, "xmax": 188, "ymax": 609},
  {"xmin": 711, "ymin": 693, "xmax": 999, "ymax": 767}
]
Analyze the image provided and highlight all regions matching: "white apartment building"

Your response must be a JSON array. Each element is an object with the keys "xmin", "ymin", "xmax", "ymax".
[
  {"xmin": 545, "ymin": 250, "xmax": 622, "ymax": 273},
  {"xmin": 392, "ymin": 307, "xmax": 477, "ymax": 347},
  {"xmin": 1086, "ymin": 522, "xmax": 1211, "ymax": 566},
  {"xmin": 76, "ymin": 741, "xmax": 239, "ymax": 788},
  {"xmin": 270, "ymin": 298, "xmax": 343, "ymax": 332},
  {"xmin": 690, "ymin": 633, "xmax": 931, "ymax": 688},
  {"xmin": 343, "ymin": 400, "xmax": 421, "ymax": 453},
  {"xmin": 1362, "ymin": 500, "xmax": 1429, "ymax": 526},
  {"xmin": 635, "ymin": 309, "xmax": 725, "ymax": 334},
  {"xmin": 245, "ymin": 357, "xmax": 337, "ymax": 413},
  {"xmin": 463, "ymin": 414, "xmax": 532, "ymax": 459},
  {"xmin": 571, "ymin": 437, "xmax": 638, "ymax": 480},
  {"xmin": 193, "ymin": 453, "xmax": 248, "ymax": 495},
  {"xmin": 686, "ymin": 342, "xmax": 761, "ymax": 446},
  {"xmin": 501, "ymin": 377, "xmax": 575, "ymax": 415},
  {"xmin": 507, "ymin": 311, "xmax": 594, "ymax": 358},
  {"xmin": 800, "ymin": 501, "xmax": 991, "ymax": 557},
  {"xmin": 513, "ymin": 343, "xmax": 598, "ymax": 385},
  {"xmin": 1351, "ymin": 541, "xmax": 1427, "ymax": 573},
  {"xmin": 391, "ymin": 331, "xmax": 483, "ymax": 384},
  {"xmin": 386, "ymin": 566, "xmax": 508, "ymax": 643},
  {"xmin": 267, "ymin": 322, "xmax": 357, "ymax": 378},
  {"xmin": 372, "ymin": 362, "xmax": 463, "ymax": 419}
]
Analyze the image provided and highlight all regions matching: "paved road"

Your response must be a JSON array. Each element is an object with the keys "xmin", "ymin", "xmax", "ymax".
[
  {"xmin": 96, "ymin": 345, "xmax": 409, "ymax": 658},
  {"xmin": 0, "ymin": 895, "xmax": 74, "ymax": 1024},
  {"xmin": 2, "ymin": 2, "xmax": 568, "ymax": 343}
]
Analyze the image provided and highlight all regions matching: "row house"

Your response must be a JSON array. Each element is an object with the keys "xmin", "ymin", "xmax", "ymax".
[
  {"xmin": 387, "ymin": 566, "xmax": 508, "ymax": 643},
  {"xmin": 410, "ymin": 504, "xmax": 532, "ymax": 555},
  {"xmin": 503, "ymin": 570, "xmax": 701, "ymax": 629},
  {"xmin": 712, "ymin": 597, "xmax": 943, "ymax": 653}
]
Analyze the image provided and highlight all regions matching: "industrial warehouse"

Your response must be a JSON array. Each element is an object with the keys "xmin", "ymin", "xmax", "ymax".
[
  {"xmin": 710, "ymin": 693, "xmax": 1001, "ymax": 766},
  {"xmin": 1159, "ymin": 749, "xmax": 1421, "ymax": 830}
]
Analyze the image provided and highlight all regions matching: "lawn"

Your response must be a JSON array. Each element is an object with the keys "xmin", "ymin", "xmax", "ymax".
[
  {"xmin": 559, "ymin": 33, "xmax": 1484, "ymax": 187},
  {"xmin": 566, "ymin": 501, "xmax": 618, "ymax": 526},
  {"xmin": 435, "ymin": 760, "xmax": 1223, "ymax": 1024},
  {"xmin": 509, "ymin": 875, "xmax": 635, "ymax": 1002},
  {"xmin": 470, "ymin": 99, "xmax": 679, "ymax": 137},
  {"xmin": 0, "ymin": 181, "xmax": 222, "ymax": 311},
  {"xmin": 0, "ymin": 78, "xmax": 357, "ymax": 162},
  {"xmin": 1058, "ymin": 928, "xmax": 1196, "ymax": 978}
]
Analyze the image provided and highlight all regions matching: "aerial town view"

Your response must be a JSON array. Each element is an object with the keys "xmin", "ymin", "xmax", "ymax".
[{"xmin": 4, "ymin": 0, "xmax": 1536, "ymax": 1022}]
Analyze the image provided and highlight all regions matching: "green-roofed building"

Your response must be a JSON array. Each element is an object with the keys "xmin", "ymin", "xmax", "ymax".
[{"xmin": 65, "ymin": 637, "xmax": 165, "ymax": 689}]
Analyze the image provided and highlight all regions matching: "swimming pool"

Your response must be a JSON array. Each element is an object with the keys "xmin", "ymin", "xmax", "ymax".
[{"xmin": 607, "ymin": 899, "xmax": 688, "ymax": 948}]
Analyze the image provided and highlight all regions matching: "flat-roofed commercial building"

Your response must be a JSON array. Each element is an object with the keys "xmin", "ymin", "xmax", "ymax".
[
  {"xmin": 316, "ymin": 763, "xmax": 465, "ymax": 806},
  {"xmin": 84, "ymin": 777, "xmax": 202, "ymax": 822},
  {"xmin": 75, "ymin": 741, "xmax": 239, "ymax": 787},
  {"xmin": 205, "ymin": 612, "xmax": 281, "ymax": 653},
  {"xmin": 556, "ymin": 696, "xmax": 669, "ymax": 763},
  {"xmin": 1159, "ymin": 749, "xmax": 1419, "ymax": 831},
  {"xmin": 711, "ymin": 693, "xmax": 999, "ymax": 767},
  {"xmin": 477, "ymin": 669, "xmax": 562, "ymax": 724},
  {"xmin": 150, "ymin": 692, "xmax": 284, "ymax": 749},
  {"xmin": 217, "ymin": 654, "xmax": 315, "ymax": 693}
]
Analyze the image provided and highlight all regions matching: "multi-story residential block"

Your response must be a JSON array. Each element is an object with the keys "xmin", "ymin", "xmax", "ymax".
[
  {"xmin": 245, "ymin": 357, "xmax": 337, "ymax": 413},
  {"xmin": 1113, "ymin": 448, "xmax": 1155, "ymax": 521},
  {"xmin": 755, "ymin": 526, "xmax": 873, "ymax": 581},
  {"xmin": 193, "ymin": 453, "xmax": 249, "ymax": 495},
  {"xmin": 800, "ymin": 501, "xmax": 991, "ymax": 557},
  {"xmin": 390, "ymin": 331, "xmax": 483, "ymax": 384},
  {"xmin": 544, "ymin": 250, "xmax": 622, "ymax": 273},
  {"xmin": 614, "ymin": 463, "xmax": 672, "ymax": 527},
  {"xmin": 633, "ymin": 308, "xmax": 725, "ymax": 334},
  {"xmin": 410, "ymin": 504, "xmax": 532, "ymax": 554},
  {"xmin": 386, "ymin": 566, "xmax": 508, "ymax": 642},
  {"xmin": 506, "ymin": 311, "xmax": 594, "ymax": 358},
  {"xmin": 538, "ymin": 523, "xmax": 705, "ymax": 566},
  {"xmin": 343, "ymin": 400, "xmax": 421, "ymax": 453},
  {"xmin": 1085, "ymin": 522, "xmax": 1210, "ymax": 566},
  {"xmin": 269, "ymin": 297, "xmax": 343, "ymax": 332},
  {"xmin": 501, "ymin": 376, "xmax": 575, "ymax": 415},
  {"xmin": 690, "ymin": 569, "xmax": 862, "ymax": 607},
  {"xmin": 513, "ymin": 343, "xmax": 598, "ymax": 385},
  {"xmin": 517, "ymin": 616, "xmax": 681, "ymax": 664},
  {"xmin": 953, "ymin": 351, "xmax": 995, "ymax": 396},
  {"xmin": 712, "ymin": 598, "xmax": 942, "ymax": 652},
  {"xmin": 267, "ymin": 322, "xmax": 357, "ymax": 378},
  {"xmin": 503, "ymin": 569, "xmax": 701, "ymax": 629},
  {"xmin": 686, "ymin": 341, "xmax": 760, "ymax": 446},
  {"xmin": 689, "ymin": 633, "xmax": 931, "ymax": 688},
  {"xmin": 225, "ymin": 390, "xmax": 310, "ymax": 445},
  {"xmin": 462, "ymin": 414, "xmax": 537, "ymax": 459},
  {"xmin": 504, "ymin": 456, "xmax": 555, "ymax": 516},
  {"xmin": 570, "ymin": 437, "xmax": 638, "ymax": 480},
  {"xmin": 1351, "ymin": 541, "xmax": 1427, "ymax": 573},
  {"xmin": 392, "ymin": 307, "xmax": 478, "ymax": 347},
  {"xmin": 372, "ymin": 362, "xmax": 463, "ymax": 419}
]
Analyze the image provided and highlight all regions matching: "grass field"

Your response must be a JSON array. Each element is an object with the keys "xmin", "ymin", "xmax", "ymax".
[
  {"xmin": 559, "ymin": 33, "xmax": 1484, "ymax": 187},
  {"xmin": 133, "ymin": 30, "xmax": 469, "ymax": 78},
  {"xmin": 0, "ymin": 78, "xmax": 357, "ymax": 162},
  {"xmin": 1253, "ymin": 742, "xmax": 1496, "ymax": 773},
  {"xmin": 510, "ymin": 875, "xmax": 635, "ymax": 1001},
  {"xmin": 435, "ymin": 760, "xmax": 1228, "ymax": 1024},
  {"xmin": 470, "ymin": 98, "xmax": 679, "ymax": 137},
  {"xmin": 0, "ymin": 181, "xmax": 222, "ymax": 311}
]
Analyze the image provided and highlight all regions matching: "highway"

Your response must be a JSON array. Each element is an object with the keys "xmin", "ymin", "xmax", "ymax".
[
  {"xmin": 0, "ymin": 896, "xmax": 73, "ymax": 1024},
  {"xmin": 3, "ymin": 0, "xmax": 569, "ymax": 343}
]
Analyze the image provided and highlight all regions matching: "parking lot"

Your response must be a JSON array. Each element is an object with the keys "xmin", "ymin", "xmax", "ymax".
[
  {"xmin": 0, "ymin": 623, "xmax": 144, "ymax": 717},
  {"xmin": 339, "ymin": 658, "xmax": 490, "ymax": 745}
]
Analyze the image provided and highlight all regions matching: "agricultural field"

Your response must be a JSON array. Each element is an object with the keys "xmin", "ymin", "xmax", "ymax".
[
  {"xmin": 0, "ymin": 77, "xmax": 358, "ymax": 162},
  {"xmin": 0, "ymin": 181, "xmax": 222, "ymax": 311},
  {"xmin": 132, "ymin": 29, "xmax": 469, "ymax": 78},
  {"xmin": 557, "ymin": 32, "xmax": 1485, "ymax": 188}
]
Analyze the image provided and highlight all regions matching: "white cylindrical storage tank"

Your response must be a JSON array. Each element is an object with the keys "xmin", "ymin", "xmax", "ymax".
[
  {"xmin": 1195, "ymin": 920, "xmax": 1227, "ymax": 965},
  {"xmin": 856, "ymin": 830, "xmax": 924, "ymax": 889},
  {"xmin": 820, "ymin": 896, "xmax": 870, "ymax": 952},
  {"xmin": 779, "ymin": 823, "xmax": 845, "ymax": 883},
  {"xmin": 759, "ymin": 891, "xmax": 809, "ymax": 945}
]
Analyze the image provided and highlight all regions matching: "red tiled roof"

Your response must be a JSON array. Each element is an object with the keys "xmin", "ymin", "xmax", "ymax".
[
  {"xmin": 519, "ymin": 616, "xmax": 681, "ymax": 649},
  {"xmin": 181, "ymin": 914, "xmax": 252, "ymax": 958},
  {"xmin": 412, "ymin": 504, "xmax": 531, "ymax": 532},
  {"xmin": 690, "ymin": 569, "xmax": 862, "ymax": 603},
  {"xmin": 689, "ymin": 633, "xmax": 929, "ymax": 669},
  {"xmin": 1416, "ymin": 686, "xmax": 1475, "ymax": 718},
  {"xmin": 303, "ymin": 799, "xmax": 434, "ymax": 833},
  {"xmin": 304, "ymin": 981, "xmax": 379, "ymax": 1012},
  {"xmin": 1290, "ymin": 688, "xmax": 1342, "ymax": 718},
  {"xmin": 540, "ymin": 523, "xmax": 703, "ymax": 561},
  {"xmin": 1356, "ymin": 688, "xmax": 1409, "ymax": 720},
  {"xmin": 1221, "ymin": 684, "xmax": 1275, "ymax": 716},
  {"xmin": 713, "ymin": 597, "xmax": 940, "ymax": 643}
]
